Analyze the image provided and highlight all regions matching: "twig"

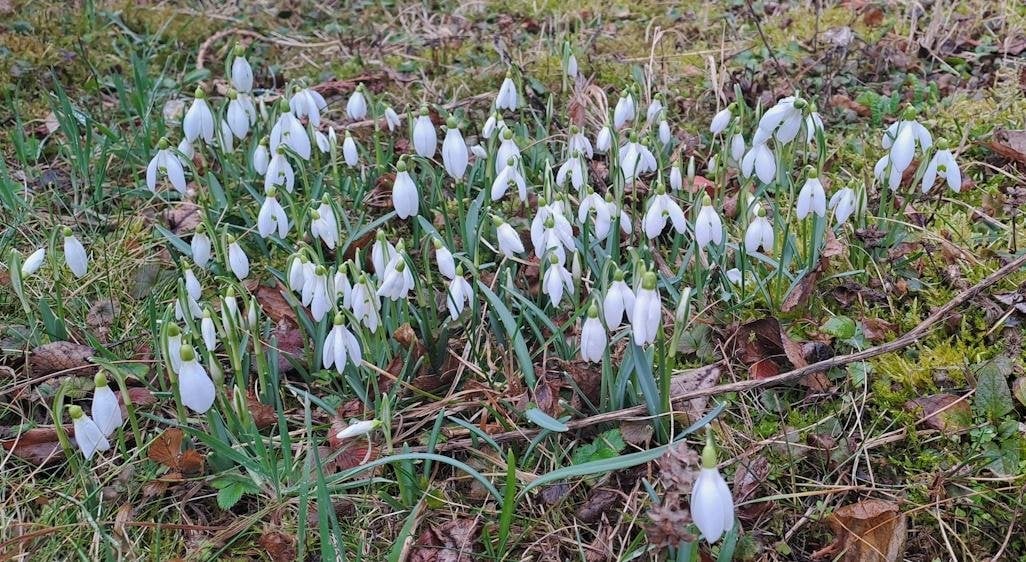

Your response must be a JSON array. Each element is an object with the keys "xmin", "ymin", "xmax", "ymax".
[{"xmin": 414, "ymin": 251, "xmax": 1026, "ymax": 452}]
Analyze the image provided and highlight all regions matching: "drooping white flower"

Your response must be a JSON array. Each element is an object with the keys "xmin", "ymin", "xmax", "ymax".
[
  {"xmin": 253, "ymin": 141, "xmax": 270, "ymax": 175},
  {"xmin": 442, "ymin": 117, "xmax": 469, "ymax": 179},
  {"xmin": 829, "ymin": 187, "xmax": 857, "ymax": 225},
  {"xmin": 595, "ymin": 125, "xmax": 612, "ymax": 153},
  {"xmin": 873, "ymin": 153, "xmax": 903, "ymax": 191},
  {"xmin": 166, "ymin": 323, "xmax": 183, "ymax": 374},
  {"xmin": 21, "ymin": 247, "xmax": 45, "ymax": 276},
  {"xmin": 310, "ymin": 199, "xmax": 339, "ymax": 249},
  {"xmin": 227, "ymin": 236, "xmax": 249, "ymax": 280},
  {"xmin": 566, "ymin": 53, "xmax": 578, "ymax": 77},
  {"xmin": 221, "ymin": 289, "xmax": 240, "ymax": 333},
  {"xmin": 482, "ymin": 111, "xmax": 502, "ymax": 139},
  {"xmin": 796, "ymin": 176, "xmax": 826, "ymax": 219},
  {"xmin": 613, "ymin": 90, "xmax": 635, "ymax": 129},
  {"xmin": 371, "ymin": 232, "xmax": 397, "ymax": 278},
  {"xmin": 618, "ymin": 135, "xmax": 657, "ymax": 184},
  {"xmin": 342, "ymin": 132, "xmax": 359, "ymax": 167},
  {"xmin": 710, "ymin": 105, "xmax": 733, "ymax": 135},
  {"xmin": 642, "ymin": 188, "xmax": 687, "ymax": 239},
  {"xmin": 290, "ymin": 86, "xmax": 327, "ymax": 127},
  {"xmin": 434, "ymin": 238, "xmax": 456, "ymax": 280},
  {"xmin": 336, "ymin": 419, "xmax": 381, "ymax": 440},
  {"xmin": 288, "ymin": 254, "xmax": 308, "ymax": 293},
  {"xmin": 805, "ymin": 111, "xmax": 824, "ymax": 141},
  {"xmin": 631, "ymin": 272, "xmax": 661, "ymax": 346},
  {"xmin": 270, "ymin": 103, "xmax": 311, "ymax": 160},
  {"xmin": 757, "ymin": 95, "xmax": 806, "ymax": 145},
  {"xmin": 740, "ymin": 142, "xmax": 776, "ymax": 184},
  {"xmin": 183, "ymin": 266, "xmax": 201, "ymax": 301},
  {"xmin": 323, "ymin": 313, "xmax": 363, "ymax": 373},
  {"xmin": 725, "ymin": 268, "xmax": 743, "ymax": 285},
  {"xmin": 191, "ymin": 228, "xmax": 211, "ymax": 268},
  {"xmin": 69, "ymin": 405, "xmax": 109, "ymax": 460},
  {"xmin": 606, "ymin": 194, "xmax": 633, "ymax": 235},
  {"xmin": 147, "ymin": 138, "xmax": 187, "ymax": 193},
  {"xmin": 555, "ymin": 151, "xmax": 586, "ymax": 190},
  {"xmin": 307, "ymin": 266, "xmax": 332, "ymax": 322},
  {"xmin": 542, "ymin": 254, "xmax": 574, "ymax": 307},
  {"xmin": 490, "ymin": 160, "xmax": 527, "ymax": 202},
  {"xmin": 470, "ymin": 144, "xmax": 487, "ymax": 159},
  {"xmin": 744, "ymin": 207, "xmax": 774, "ymax": 255},
  {"xmin": 384, "ymin": 106, "xmax": 401, "ymax": 132},
  {"xmin": 495, "ymin": 128, "xmax": 521, "ymax": 175},
  {"xmin": 531, "ymin": 202, "xmax": 575, "ymax": 263},
  {"xmin": 315, "ymin": 130, "xmax": 330, "ymax": 153},
  {"xmin": 646, "ymin": 96, "xmax": 664, "ymax": 123},
  {"xmin": 578, "ymin": 189, "xmax": 612, "ymax": 240},
  {"xmin": 62, "ymin": 227, "xmax": 88, "ymax": 278},
  {"xmin": 351, "ymin": 275, "xmax": 382, "ymax": 332},
  {"xmin": 691, "ymin": 432, "xmax": 735, "ymax": 543},
  {"xmin": 392, "ymin": 160, "xmax": 419, "ymax": 219},
  {"xmin": 177, "ymin": 344, "xmax": 216, "ymax": 414},
  {"xmin": 201, "ymin": 308, "xmax": 217, "ymax": 351},
  {"xmin": 580, "ymin": 304, "xmax": 607, "ymax": 363},
  {"xmin": 658, "ymin": 120, "xmax": 672, "ymax": 146},
  {"xmin": 495, "ymin": 72, "xmax": 518, "ymax": 111},
  {"xmin": 412, "ymin": 108, "xmax": 437, "ymax": 158},
  {"xmin": 922, "ymin": 146, "xmax": 961, "ymax": 193},
  {"xmin": 183, "ymin": 88, "xmax": 215, "ymax": 144},
  {"xmin": 603, "ymin": 269, "xmax": 635, "ymax": 329},
  {"xmin": 216, "ymin": 119, "xmax": 235, "ymax": 153},
  {"xmin": 226, "ymin": 91, "xmax": 250, "ymax": 139},
  {"xmin": 446, "ymin": 271, "xmax": 473, "ymax": 319},
  {"xmin": 90, "ymin": 372, "xmax": 122, "ymax": 437},
  {"xmin": 377, "ymin": 252, "xmax": 415, "ymax": 301},
  {"xmin": 230, "ymin": 45, "xmax": 253, "ymax": 93},
  {"xmin": 730, "ymin": 133, "xmax": 746, "ymax": 164},
  {"xmin": 494, "ymin": 217, "xmax": 524, "ymax": 258},
  {"xmin": 346, "ymin": 85, "xmax": 368, "ymax": 120},
  {"xmin": 694, "ymin": 196, "xmax": 723, "ymax": 249},
  {"xmin": 568, "ymin": 125, "xmax": 593, "ymax": 159},
  {"xmin": 669, "ymin": 163, "xmax": 683, "ymax": 191},
  {"xmin": 176, "ymin": 138, "xmax": 195, "ymax": 164},
  {"xmin": 257, "ymin": 187, "xmax": 290, "ymax": 239}
]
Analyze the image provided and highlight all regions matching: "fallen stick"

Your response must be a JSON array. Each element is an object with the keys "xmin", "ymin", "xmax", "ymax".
[{"xmin": 421, "ymin": 252, "xmax": 1026, "ymax": 452}]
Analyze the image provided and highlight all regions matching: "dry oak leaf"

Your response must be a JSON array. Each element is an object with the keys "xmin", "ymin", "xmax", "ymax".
[
  {"xmin": 812, "ymin": 499, "xmax": 907, "ymax": 562},
  {"xmin": 148, "ymin": 428, "xmax": 205, "ymax": 475},
  {"xmin": 29, "ymin": 341, "xmax": 96, "ymax": 376}
]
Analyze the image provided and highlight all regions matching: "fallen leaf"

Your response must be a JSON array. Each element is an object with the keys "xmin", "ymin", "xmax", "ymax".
[
  {"xmin": 734, "ymin": 318, "xmax": 826, "ymax": 388},
  {"xmin": 86, "ymin": 298, "xmax": 120, "ymax": 341},
  {"xmin": 813, "ymin": 499, "xmax": 907, "ymax": 562},
  {"xmin": 862, "ymin": 7, "xmax": 884, "ymax": 26},
  {"xmin": 118, "ymin": 387, "xmax": 157, "ymax": 417},
  {"xmin": 534, "ymin": 372, "xmax": 564, "ymax": 417},
  {"xmin": 409, "ymin": 518, "xmax": 479, "ymax": 562},
  {"xmin": 904, "ymin": 394, "xmax": 971, "ymax": 432},
  {"xmin": 259, "ymin": 529, "xmax": 296, "ymax": 562},
  {"xmin": 247, "ymin": 392, "xmax": 277, "ymax": 429},
  {"xmin": 667, "ymin": 364, "xmax": 720, "ymax": 421},
  {"xmin": 29, "ymin": 341, "xmax": 96, "ymax": 375},
  {"xmin": 164, "ymin": 202, "xmax": 202, "ymax": 234},
  {"xmin": 148, "ymin": 428, "xmax": 184, "ymax": 469},
  {"xmin": 988, "ymin": 130, "xmax": 1026, "ymax": 164},
  {"xmin": 576, "ymin": 488, "xmax": 620, "ymax": 523},
  {"xmin": 1, "ymin": 426, "xmax": 70, "ymax": 465},
  {"xmin": 861, "ymin": 317, "xmax": 897, "ymax": 343}
]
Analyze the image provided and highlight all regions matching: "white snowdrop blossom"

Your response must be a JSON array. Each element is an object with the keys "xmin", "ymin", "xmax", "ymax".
[
  {"xmin": 323, "ymin": 314, "xmax": 363, "ymax": 374},
  {"xmin": 494, "ymin": 218, "xmax": 524, "ymax": 258},
  {"xmin": 568, "ymin": 126, "xmax": 593, "ymax": 158},
  {"xmin": 744, "ymin": 207, "xmax": 774, "ymax": 255},
  {"xmin": 227, "ymin": 236, "xmax": 250, "ymax": 280},
  {"xmin": 829, "ymin": 187, "xmax": 857, "ymax": 225},
  {"xmin": 226, "ymin": 91, "xmax": 251, "ymax": 139},
  {"xmin": 230, "ymin": 45, "xmax": 253, "ymax": 92},
  {"xmin": 618, "ymin": 137, "xmax": 657, "ymax": 184},
  {"xmin": 446, "ymin": 271, "xmax": 473, "ymax": 319},
  {"xmin": 315, "ymin": 130, "xmax": 330, "ymax": 153},
  {"xmin": 580, "ymin": 304, "xmax": 607, "ymax": 363},
  {"xmin": 757, "ymin": 95, "xmax": 807, "ymax": 145},
  {"xmin": 336, "ymin": 419, "xmax": 381, "ymax": 441},
  {"xmin": 201, "ymin": 309, "xmax": 217, "ymax": 351},
  {"xmin": 495, "ymin": 128, "xmax": 521, "ymax": 175},
  {"xmin": 351, "ymin": 275, "xmax": 382, "ymax": 332},
  {"xmin": 694, "ymin": 196, "xmax": 723, "ymax": 249},
  {"xmin": 270, "ymin": 103, "xmax": 311, "ymax": 160},
  {"xmin": 183, "ymin": 88, "xmax": 215, "ymax": 144},
  {"xmin": 253, "ymin": 141, "xmax": 270, "ymax": 175},
  {"xmin": 433, "ymin": 238, "xmax": 456, "ymax": 280},
  {"xmin": 556, "ymin": 151, "xmax": 586, "ymax": 190},
  {"xmin": 346, "ymin": 85, "xmax": 368, "ymax": 120},
  {"xmin": 730, "ymin": 134, "xmax": 746, "ymax": 164},
  {"xmin": 183, "ymin": 266, "xmax": 201, "ymax": 301},
  {"xmin": 384, "ymin": 106, "xmax": 401, "ymax": 131},
  {"xmin": 531, "ymin": 202, "xmax": 575, "ymax": 263},
  {"xmin": 310, "ymin": 199, "xmax": 339, "ymax": 249},
  {"xmin": 658, "ymin": 120, "xmax": 672, "ymax": 146},
  {"xmin": 490, "ymin": 160, "xmax": 527, "ymax": 202},
  {"xmin": 441, "ymin": 117, "xmax": 469, "ymax": 179},
  {"xmin": 603, "ymin": 269, "xmax": 635, "ymax": 329},
  {"xmin": 578, "ymin": 189, "xmax": 612, "ymax": 240},
  {"xmin": 796, "ymin": 176, "xmax": 827, "ymax": 219},
  {"xmin": 392, "ymin": 160, "xmax": 419, "ymax": 219},
  {"xmin": 371, "ymin": 233, "xmax": 397, "ymax": 278},
  {"xmin": 377, "ymin": 254, "xmax": 414, "ymax": 301},
  {"xmin": 741, "ymin": 142, "xmax": 776, "ymax": 184},
  {"xmin": 922, "ymin": 145, "xmax": 961, "ymax": 193},
  {"xmin": 710, "ymin": 105, "xmax": 733, "ymax": 135},
  {"xmin": 217, "ymin": 119, "xmax": 234, "ymax": 152},
  {"xmin": 177, "ymin": 345, "xmax": 216, "ymax": 414},
  {"xmin": 542, "ymin": 254, "xmax": 574, "ymax": 307},
  {"xmin": 21, "ymin": 248, "xmax": 45, "ymax": 276},
  {"xmin": 146, "ymin": 138, "xmax": 187, "ymax": 193},
  {"xmin": 642, "ymin": 188, "xmax": 687, "ymax": 239},
  {"xmin": 566, "ymin": 52, "xmax": 578, "ymax": 77},
  {"xmin": 191, "ymin": 228, "xmax": 211, "ymax": 268},
  {"xmin": 308, "ymin": 266, "xmax": 332, "ymax": 322},
  {"xmin": 595, "ymin": 125, "xmax": 612, "ymax": 153},
  {"xmin": 613, "ymin": 90, "xmax": 635, "ymax": 129},
  {"xmin": 257, "ymin": 187, "xmax": 290, "ymax": 239},
  {"xmin": 669, "ymin": 163, "xmax": 683, "ymax": 191},
  {"xmin": 342, "ymin": 132, "xmax": 359, "ymax": 167},
  {"xmin": 631, "ymin": 272, "xmax": 661, "ymax": 346},
  {"xmin": 412, "ymin": 108, "xmax": 437, "ymax": 158},
  {"xmin": 495, "ymin": 72, "xmax": 518, "ymax": 110},
  {"xmin": 62, "ymin": 228, "xmax": 88, "ymax": 278},
  {"xmin": 805, "ymin": 111, "xmax": 824, "ymax": 141},
  {"xmin": 725, "ymin": 268, "xmax": 743, "ymax": 285},
  {"xmin": 646, "ymin": 97, "xmax": 664, "ymax": 123},
  {"xmin": 69, "ymin": 405, "xmax": 109, "ymax": 460},
  {"xmin": 90, "ymin": 372, "xmax": 122, "ymax": 437},
  {"xmin": 289, "ymin": 86, "xmax": 327, "ymax": 127},
  {"xmin": 288, "ymin": 254, "xmax": 309, "ymax": 293},
  {"xmin": 691, "ymin": 432, "xmax": 735, "ymax": 543},
  {"xmin": 482, "ymin": 111, "xmax": 502, "ymax": 139}
]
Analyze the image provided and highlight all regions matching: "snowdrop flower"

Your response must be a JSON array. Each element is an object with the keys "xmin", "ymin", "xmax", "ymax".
[
  {"xmin": 90, "ymin": 371, "xmax": 122, "ymax": 437},
  {"xmin": 315, "ymin": 130, "xmax": 330, "ymax": 153},
  {"xmin": 434, "ymin": 238, "xmax": 456, "ymax": 280},
  {"xmin": 580, "ymin": 304, "xmax": 607, "ymax": 363},
  {"xmin": 470, "ymin": 144, "xmax": 487, "ymax": 159},
  {"xmin": 556, "ymin": 151, "xmax": 586, "ymax": 190},
  {"xmin": 371, "ymin": 232, "xmax": 398, "ymax": 278},
  {"xmin": 730, "ymin": 134, "xmax": 746, "ymax": 164},
  {"xmin": 147, "ymin": 138, "xmax": 187, "ymax": 193},
  {"xmin": 342, "ymin": 131, "xmax": 359, "ymax": 167},
  {"xmin": 805, "ymin": 109, "xmax": 824, "ymax": 141},
  {"xmin": 531, "ymin": 204, "xmax": 575, "ymax": 263},
  {"xmin": 412, "ymin": 107, "xmax": 437, "ymax": 158},
  {"xmin": 495, "ymin": 128, "xmax": 521, "ymax": 175},
  {"xmin": 691, "ymin": 431, "xmax": 735, "ymax": 543},
  {"xmin": 618, "ymin": 134, "xmax": 657, "ymax": 183},
  {"xmin": 62, "ymin": 227, "xmax": 88, "ymax": 278},
  {"xmin": 744, "ymin": 206, "xmax": 774, "ymax": 255},
  {"xmin": 69, "ymin": 405, "xmax": 109, "ymax": 460},
  {"xmin": 229, "ymin": 44, "xmax": 253, "ymax": 92},
  {"xmin": 336, "ymin": 419, "xmax": 381, "ymax": 441},
  {"xmin": 606, "ymin": 193, "xmax": 633, "ymax": 235},
  {"xmin": 216, "ymin": 119, "xmax": 235, "ymax": 152},
  {"xmin": 658, "ymin": 120, "xmax": 672, "ymax": 146},
  {"xmin": 270, "ymin": 100, "xmax": 311, "ymax": 160},
  {"xmin": 603, "ymin": 269, "xmax": 635, "ymax": 329},
  {"xmin": 595, "ymin": 125, "xmax": 612, "ymax": 154},
  {"xmin": 741, "ymin": 142, "xmax": 776, "ymax": 184},
  {"xmin": 710, "ymin": 105, "xmax": 733, "ymax": 135},
  {"xmin": 176, "ymin": 138, "xmax": 194, "ymax": 163},
  {"xmin": 646, "ymin": 95, "xmax": 664, "ymax": 123},
  {"xmin": 873, "ymin": 153, "xmax": 903, "ymax": 191},
  {"xmin": 490, "ymin": 159, "xmax": 527, "ymax": 202},
  {"xmin": 380, "ymin": 251, "xmax": 416, "ymax": 300},
  {"xmin": 922, "ymin": 141, "xmax": 961, "ymax": 193},
  {"xmin": 351, "ymin": 275, "xmax": 381, "ymax": 332},
  {"xmin": 542, "ymin": 254, "xmax": 574, "ymax": 307},
  {"xmin": 829, "ymin": 187, "xmax": 857, "ymax": 225},
  {"xmin": 227, "ymin": 235, "xmax": 249, "ymax": 280},
  {"xmin": 346, "ymin": 85, "xmax": 368, "ymax": 120},
  {"xmin": 21, "ymin": 248, "xmax": 45, "ymax": 276},
  {"xmin": 882, "ymin": 112, "xmax": 933, "ymax": 153},
  {"xmin": 642, "ymin": 185, "xmax": 687, "ymax": 239},
  {"xmin": 334, "ymin": 267, "xmax": 352, "ymax": 310},
  {"xmin": 725, "ymin": 268, "xmax": 743, "ymax": 285},
  {"xmin": 201, "ymin": 308, "xmax": 217, "ymax": 351},
  {"xmin": 289, "ymin": 86, "xmax": 327, "ymax": 127},
  {"xmin": 578, "ymin": 188, "xmax": 612, "ymax": 239},
  {"xmin": 495, "ymin": 71, "xmax": 518, "ymax": 111},
  {"xmin": 482, "ymin": 111, "xmax": 502, "ymax": 139},
  {"xmin": 191, "ymin": 226, "xmax": 211, "ymax": 268},
  {"xmin": 310, "ymin": 198, "xmax": 339, "ymax": 249},
  {"xmin": 694, "ymin": 195, "xmax": 723, "ymax": 249},
  {"xmin": 565, "ymin": 51, "xmax": 578, "ymax": 78},
  {"xmin": 392, "ymin": 159, "xmax": 419, "ymax": 219},
  {"xmin": 796, "ymin": 174, "xmax": 826, "ymax": 219},
  {"xmin": 177, "ymin": 345, "xmax": 216, "ymax": 414},
  {"xmin": 446, "ymin": 267, "xmax": 473, "ymax": 319},
  {"xmin": 442, "ymin": 117, "xmax": 469, "ymax": 179},
  {"xmin": 669, "ymin": 163, "xmax": 683, "ymax": 191},
  {"xmin": 288, "ymin": 253, "xmax": 309, "ymax": 293},
  {"xmin": 632, "ymin": 272, "xmax": 661, "ymax": 346},
  {"xmin": 493, "ymin": 217, "xmax": 524, "ymax": 258},
  {"xmin": 308, "ymin": 266, "xmax": 332, "ymax": 321},
  {"xmin": 253, "ymin": 139, "xmax": 270, "ymax": 175},
  {"xmin": 225, "ymin": 90, "xmax": 250, "ymax": 139},
  {"xmin": 613, "ymin": 89, "xmax": 635, "ymax": 129},
  {"xmin": 183, "ymin": 87, "xmax": 215, "ymax": 144},
  {"xmin": 757, "ymin": 95, "xmax": 807, "ymax": 145},
  {"xmin": 257, "ymin": 187, "xmax": 290, "ymax": 239},
  {"xmin": 324, "ymin": 313, "xmax": 363, "ymax": 373},
  {"xmin": 221, "ymin": 288, "xmax": 240, "ymax": 332},
  {"xmin": 165, "ymin": 323, "xmax": 183, "ymax": 374},
  {"xmin": 183, "ymin": 266, "xmax": 201, "ymax": 301},
  {"xmin": 568, "ymin": 125, "xmax": 593, "ymax": 158},
  {"xmin": 384, "ymin": 106, "xmax": 401, "ymax": 132}
]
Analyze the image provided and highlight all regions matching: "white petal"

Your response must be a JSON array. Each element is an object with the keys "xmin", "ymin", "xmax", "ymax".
[
  {"xmin": 73, "ymin": 416, "xmax": 110, "ymax": 460},
  {"xmin": 179, "ymin": 360, "xmax": 216, "ymax": 413},
  {"xmin": 91, "ymin": 385, "xmax": 122, "ymax": 437}
]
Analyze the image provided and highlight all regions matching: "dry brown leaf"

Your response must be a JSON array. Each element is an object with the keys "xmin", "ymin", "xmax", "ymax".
[
  {"xmin": 118, "ymin": 387, "xmax": 157, "ymax": 417},
  {"xmin": 988, "ymin": 130, "xmax": 1026, "ymax": 163},
  {"xmin": 148, "ymin": 428, "xmax": 184, "ymax": 469},
  {"xmin": 813, "ymin": 499, "xmax": 907, "ymax": 562},
  {"xmin": 861, "ymin": 317, "xmax": 897, "ymax": 343},
  {"xmin": 904, "ymin": 394, "xmax": 971, "ymax": 432},
  {"xmin": 735, "ymin": 318, "xmax": 826, "ymax": 389},
  {"xmin": 164, "ymin": 202, "xmax": 202, "ymax": 234},
  {"xmin": 178, "ymin": 449, "xmax": 206, "ymax": 475},
  {"xmin": 259, "ymin": 529, "xmax": 296, "ymax": 562},
  {"xmin": 247, "ymin": 392, "xmax": 277, "ymax": 429},
  {"xmin": 668, "ymin": 364, "xmax": 720, "ymax": 421},
  {"xmin": 410, "ymin": 518, "xmax": 479, "ymax": 562},
  {"xmin": 1, "ymin": 426, "xmax": 69, "ymax": 466},
  {"xmin": 576, "ymin": 488, "xmax": 620, "ymax": 523},
  {"xmin": 29, "ymin": 341, "xmax": 96, "ymax": 375}
]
